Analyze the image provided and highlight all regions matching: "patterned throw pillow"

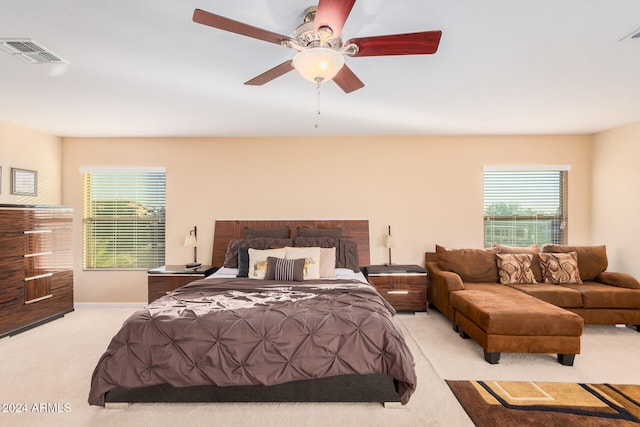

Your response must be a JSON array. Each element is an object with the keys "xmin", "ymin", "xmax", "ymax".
[
  {"xmin": 541, "ymin": 244, "xmax": 607, "ymax": 281},
  {"xmin": 496, "ymin": 253, "xmax": 538, "ymax": 284},
  {"xmin": 284, "ymin": 246, "xmax": 321, "ymax": 280},
  {"xmin": 538, "ymin": 252, "xmax": 583, "ymax": 284},
  {"xmin": 264, "ymin": 257, "xmax": 304, "ymax": 281},
  {"xmin": 248, "ymin": 248, "xmax": 286, "ymax": 279},
  {"xmin": 493, "ymin": 243, "xmax": 543, "ymax": 283}
]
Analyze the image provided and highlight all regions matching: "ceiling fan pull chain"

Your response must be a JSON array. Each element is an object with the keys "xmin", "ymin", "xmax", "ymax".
[{"xmin": 314, "ymin": 78, "xmax": 322, "ymax": 128}]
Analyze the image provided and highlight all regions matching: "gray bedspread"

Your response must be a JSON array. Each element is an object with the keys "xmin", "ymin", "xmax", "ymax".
[{"xmin": 88, "ymin": 277, "xmax": 417, "ymax": 406}]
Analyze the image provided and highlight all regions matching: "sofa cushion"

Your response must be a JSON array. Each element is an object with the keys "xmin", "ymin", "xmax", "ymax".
[
  {"xmin": 494, "ymin": 243, "xmax": 539, "ymax": 252},
  {"xmin": 496, "ymin": 253, "xmax": 537, "ymax": 284},
  {"xmin": 542, "ymin": 244, "xmax": 608, "ymax": 282},
  {"xmin": 449, "ymin": 289, "xmax": 583, "ymax": 336},
  {"xmin": 539, "ymin": 252, "xmax": 583, "ymax": 284},
  {"xmin": 596, "ymin": 271, "xmax": 640, "ymax": 289},
  {"xmin": 436, "ymin": 245, "xmax": 498, "ymax": 282},
  {"xmin": 463, "ymin": 282, "xmax": 516, "ymax": 293},
  {"xmin": 560, "ymin": 283, "xmax": 640, "ymax": 309},
  {"xmin": 508, "ymin": 283, "xmax": 584, "ymax": 308},
  {"xmin": 493, "ymin": 243, "xmax": 543, "ymax": 283}
]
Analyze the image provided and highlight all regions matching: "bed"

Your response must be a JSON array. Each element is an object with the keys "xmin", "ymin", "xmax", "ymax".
[{"xmin": 89, "ymin": 220, "xmax": 417, "ymax": 408}]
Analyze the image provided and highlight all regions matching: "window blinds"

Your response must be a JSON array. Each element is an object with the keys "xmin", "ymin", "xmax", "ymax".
[
  {"xmin": 82, "ymin": 169, "xmax": 166, "ymax": 270},
  {"xmin": 483, "ymin": 169, "xmax": 568, "ymax": 248}
]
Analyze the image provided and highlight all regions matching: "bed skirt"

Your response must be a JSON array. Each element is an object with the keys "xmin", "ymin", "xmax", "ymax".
[{"xmin": 105, "ymin": 374, "xmax": 401, "ymax": 405}]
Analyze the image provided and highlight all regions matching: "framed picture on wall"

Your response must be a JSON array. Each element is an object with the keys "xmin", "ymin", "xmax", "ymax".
[{"xmin": 11, "ymin": 168, "xmax": 37, "ymax": 196}]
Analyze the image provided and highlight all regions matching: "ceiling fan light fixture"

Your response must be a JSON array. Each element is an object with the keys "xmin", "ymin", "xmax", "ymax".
[{"xmin": 293, "ymin": 47, "xmax": 344, "ymax": 83}]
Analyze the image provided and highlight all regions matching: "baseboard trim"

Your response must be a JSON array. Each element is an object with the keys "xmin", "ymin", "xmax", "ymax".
[
  {"xmin": 0, "ymin": 309, "xmax": 73, "ymax": 339},
  {"xmin": 74, "ymin": 302, "xmax": 146, "ymax": 308}
]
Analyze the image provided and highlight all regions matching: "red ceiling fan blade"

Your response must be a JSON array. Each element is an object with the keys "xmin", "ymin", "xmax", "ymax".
[
  {"xmin": 333, "ymin": 64, "xmax": 364, "ymax": 93},
  {"xmin": 347, "ymin": 31, "xmax": 442, "ymax": 57},
  {"xmin": 244, "ymin": 60, "xmax": 294, "ymax": 86},
  {"xmin": 314, "ymin": 0, "xmax": 356, "ymax": 38},
  {"xmin": 193, "ymin": 9, "xmax": 292, "ymax": 46}
]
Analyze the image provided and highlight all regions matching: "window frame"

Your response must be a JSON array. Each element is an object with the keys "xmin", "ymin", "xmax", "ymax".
[
  {"xmin": 81, "ymin": 167, "xmax": 166, "ymax": 271},
  {"xmin": 483, "ymin": 165, "xmax": 569, "ymax": 248}
]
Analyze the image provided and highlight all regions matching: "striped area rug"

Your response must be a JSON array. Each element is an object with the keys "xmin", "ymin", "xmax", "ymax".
[{"xmin": 447, "ymin": 380, "xmax": 640, "ymax": 426}]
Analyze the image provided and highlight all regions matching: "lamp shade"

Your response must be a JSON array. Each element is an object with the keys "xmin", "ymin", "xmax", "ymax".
[
  {"xmin": 384, "ymin": 234, "xmax": 396, "ymax": 249},
  {"xmin": 293, "ymin": 47, "xmax": 345, "ymax": 83},
  {"xmin": 184, "ymin": 233, "xmax": 197, "ymax": 248}
]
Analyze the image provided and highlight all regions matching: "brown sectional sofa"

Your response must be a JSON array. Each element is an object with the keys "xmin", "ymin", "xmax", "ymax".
[{"xmin": 425, "ymin": 244, "xmax": 640, "ymax": 365}]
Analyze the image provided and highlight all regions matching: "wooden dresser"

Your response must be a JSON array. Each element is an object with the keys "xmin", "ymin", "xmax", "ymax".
[{"xmin": 0, "ymin": 205, "xmax": 74, "ymax": 338}]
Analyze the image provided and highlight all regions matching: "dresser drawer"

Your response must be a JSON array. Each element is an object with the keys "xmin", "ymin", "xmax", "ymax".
[
  {"xmin": 51, "ymin": 270, "xmax": 74, "ymax": 291},
  {"xmin": 148, "ymin": 274, "xmax": 203, "ymax": 302},
  {"xmin": 147, "ymin": 265, "xmax": 217, "ymax": 303},
  {"xmin": 368, "ymin": 273, "xmax": 427, "ymax": 311}
]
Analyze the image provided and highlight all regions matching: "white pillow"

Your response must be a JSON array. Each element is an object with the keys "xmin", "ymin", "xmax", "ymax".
[
  {"xmin": 248, "ymin": 248, "xmax": 285, "ymax": 279},
  {"xmin": 285, "ymin": 246, "xmax": 321, "ymax": 280},
  {"xmin": 319, "ymin": 247, "xmax": 336, "ymax": 278}
]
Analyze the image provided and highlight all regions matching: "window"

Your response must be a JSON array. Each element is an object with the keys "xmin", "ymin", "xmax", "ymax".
[
  {"xmin": 483, "ymin": 166, "xmax": 568, "ymax": 248},
  {"xmin": 82, "ymin": 168, "xmax": 166, "ymax": 270}
]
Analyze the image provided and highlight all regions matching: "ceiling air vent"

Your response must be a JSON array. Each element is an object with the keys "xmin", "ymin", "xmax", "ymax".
[{"xmin": 0, "ymin": 39, "xmax": 67, "ymax": 64}]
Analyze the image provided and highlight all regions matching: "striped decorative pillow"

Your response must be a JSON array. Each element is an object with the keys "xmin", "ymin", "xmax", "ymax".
[{"xmin": 265, "ymin": 257, "xmax": 305, "ymax": 281}]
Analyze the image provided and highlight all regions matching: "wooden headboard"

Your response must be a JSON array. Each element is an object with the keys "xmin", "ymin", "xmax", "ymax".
[{"xmin": 211, "ymin": 220, "xmax": 370, "ymax": 267}]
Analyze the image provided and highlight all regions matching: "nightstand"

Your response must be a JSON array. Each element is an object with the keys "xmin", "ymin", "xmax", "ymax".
[
  {"xmin": 147, "ymin": 265, "xmax": 218, "ymax": 303},
  {"xmin": 363, "ymin": 264, "xmax": 428, "ymax": 312}
]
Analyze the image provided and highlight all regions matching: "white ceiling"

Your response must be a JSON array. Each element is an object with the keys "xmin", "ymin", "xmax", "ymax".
[{"xmin": 1, "ymin": 0, "xmax": 639, "ymax": 138}]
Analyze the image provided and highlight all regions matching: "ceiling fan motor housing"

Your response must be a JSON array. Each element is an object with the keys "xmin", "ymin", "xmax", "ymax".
[{"xmin": 295, "ymin": 6, "xmax": 343, "ymax": 49}]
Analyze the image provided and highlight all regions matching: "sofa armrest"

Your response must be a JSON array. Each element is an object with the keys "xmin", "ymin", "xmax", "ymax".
[
  {"xmin": 426, "ymin": 261, "xmax": 465, "ymax": 292},
  {"xmin": 596, "ymin": 271, "xmax": 640, "ymax": 289}
]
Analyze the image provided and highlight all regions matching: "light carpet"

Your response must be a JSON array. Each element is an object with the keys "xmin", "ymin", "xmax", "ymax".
[
  {"xmin": 0, "ymin": 306, "xmax": 471, "ymax": 427},
  {"xmin": 1, "ymin": 306, "xmax": 638, "ymax": 427},
  {"xmin": 400, "ymin": 312, "xmax": 640, "ymax": 385}
]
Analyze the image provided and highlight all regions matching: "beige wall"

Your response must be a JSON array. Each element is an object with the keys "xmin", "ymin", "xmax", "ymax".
[
  {"xmin": 0, "ymin": 120, "xmax": 62, "ymax": 205},
  {"xmin": 62, "ymin": 135, "xmax": 593, "ymax": 303},
  {"xmin": 592, "ymin": 120, "xmax": 640, "ymax": 278},
  {"xmin": 3, "ymin": 116, "xmax": 637, "ymax": 303}
]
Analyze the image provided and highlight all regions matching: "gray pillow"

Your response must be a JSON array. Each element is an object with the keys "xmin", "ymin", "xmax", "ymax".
[
  {"xmin": 296, "ymin": 227, "xmax": 343, "ymax": 239},
  {"xmin": 223, "ymin": 238, "xmax": 293, "ymax": 268},
  {"xmin": 264, "ymin": 257, "xmax": 305, "ymax": 281},
  {"xmin": 293, "ymin": 237, "xmax": 359, "ymax": 272},
  {"xmin": 293, "ymin": 236, "xmax": 338, "ymax": 248},
  {"xmin": 244, "ymin": 227, "xmax": 290, "ymax": 239},
  {"xmin": 336, "ymin": 239, "xmax": 359, "ymax": 272}
]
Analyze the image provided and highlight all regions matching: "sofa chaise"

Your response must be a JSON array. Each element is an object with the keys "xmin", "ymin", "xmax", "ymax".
[{"xmin": 425, "ymin": 243, "xmax": 640, "ymax": 365}]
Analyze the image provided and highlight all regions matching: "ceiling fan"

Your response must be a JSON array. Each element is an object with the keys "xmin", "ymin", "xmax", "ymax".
[{"xmin": 192, "ymin": 0, "xmax": 442, "ymax": 93}]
